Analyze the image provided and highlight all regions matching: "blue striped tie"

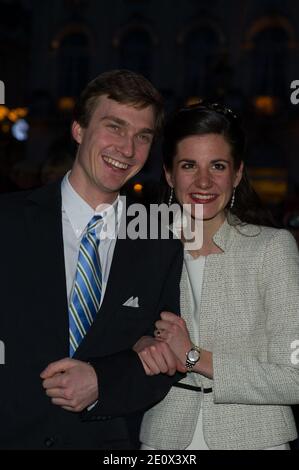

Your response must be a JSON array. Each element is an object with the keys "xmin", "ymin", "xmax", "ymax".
[{"xmin": 69, "ymin": 215, "xmax": 102, "ymax": 356}]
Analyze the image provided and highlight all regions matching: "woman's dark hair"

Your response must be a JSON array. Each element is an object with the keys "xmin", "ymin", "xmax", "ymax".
[{"xmin": 162, "ymin": 102, "xmax": 275, "ymax": 227}]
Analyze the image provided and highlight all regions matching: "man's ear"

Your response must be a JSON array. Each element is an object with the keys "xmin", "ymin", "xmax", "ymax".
[{"xmin": 71, "ymin": 121, "xmax": 84, "ymax": 144}]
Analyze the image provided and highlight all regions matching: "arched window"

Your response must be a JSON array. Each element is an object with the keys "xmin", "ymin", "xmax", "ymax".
[
  {"xmin": 183, "ymin": 26, "xmax": 222, "ymax": 98},
  {"xmin": 244, "ymin": 17, "xmax": 296, "ymax": 101},
  {"xmin": 252, "ymin": 27, "xmax": 288, "ymax": 97},
  {"xmin": 119, "ymin": 29, "xmax": 152, "ymax": 79},
  {"xmin": 57, "ymin": 32, "xmax": 90, "ymax": 97}
]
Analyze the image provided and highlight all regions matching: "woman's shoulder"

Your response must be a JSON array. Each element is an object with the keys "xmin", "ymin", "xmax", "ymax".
[{"xmin": 231, "ymin": 222, "xmax": 298, "ymax": 253}]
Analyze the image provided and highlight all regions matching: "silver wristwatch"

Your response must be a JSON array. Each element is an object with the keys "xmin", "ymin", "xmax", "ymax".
[{"xmin": 185, "ymin": 344, "xmax": 201, "ymax": 370}]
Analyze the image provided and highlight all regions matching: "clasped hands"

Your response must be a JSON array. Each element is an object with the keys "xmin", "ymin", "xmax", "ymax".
[
  {"xmin": 40, "ymin": 312, "xmax": 211, "ymax": 412},
  {"xmin": 133, "ymin": 311, "xmax": 193, "ymax": 376},
  {"xmin": 39, "ymin": 311, "xmax": 188, "ymax": 413}
]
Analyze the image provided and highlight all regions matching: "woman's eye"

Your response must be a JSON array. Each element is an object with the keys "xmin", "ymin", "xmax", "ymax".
[
  {"xmin": 181, "ymin": 163, "xmax": 194, "ymax": 169},
  {"xmin": 213, "ymin": 163, "xmax": 226, "ymax": 170},
  {"xmin": 137, "ymin": 134, "xmax": 151, "ymax": 144}
]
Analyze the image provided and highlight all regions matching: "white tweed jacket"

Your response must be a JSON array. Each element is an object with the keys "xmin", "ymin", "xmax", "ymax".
[{"xmin": 140, "ymin": 217, "xmax": 299, "ymax": 450}]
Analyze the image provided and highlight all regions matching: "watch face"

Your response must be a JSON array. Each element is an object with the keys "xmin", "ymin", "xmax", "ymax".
[{"xmin": 188, "ymin": 349, "xmax": 200, "ymax": 362}]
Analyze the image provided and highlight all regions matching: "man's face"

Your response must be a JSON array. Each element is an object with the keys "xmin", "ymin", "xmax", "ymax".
[{"xmin": 70, "ymin": 95, "xmax": 155, "ymax": 207}]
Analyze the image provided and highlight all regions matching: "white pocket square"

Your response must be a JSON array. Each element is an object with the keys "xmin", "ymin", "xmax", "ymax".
[{"xmin": 123, "ymin": 296, "xmax": 139, "ymax": 308}]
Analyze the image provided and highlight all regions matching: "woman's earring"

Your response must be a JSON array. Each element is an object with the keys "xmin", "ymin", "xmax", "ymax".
[
  {"xmin": 168, "ymin": 187, "xmax": 174, "ymax": 206},
  {"xmin": 230, "ymin": 187, "xmax": 236, "ymax": 209}
]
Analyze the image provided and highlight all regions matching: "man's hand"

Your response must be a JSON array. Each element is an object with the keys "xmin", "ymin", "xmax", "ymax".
[
  {"xmin": 40, "ymin": 358, "xmax": 98, "ymax": 412},
  {"xmin": 133, "ymin": 336, "xmax": 186, "ymax": 376}
]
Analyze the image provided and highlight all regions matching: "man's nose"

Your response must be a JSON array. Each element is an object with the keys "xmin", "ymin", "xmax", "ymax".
[{"xmin": 120, "ymin": 135, "xmax": 135, "ymax": 158}]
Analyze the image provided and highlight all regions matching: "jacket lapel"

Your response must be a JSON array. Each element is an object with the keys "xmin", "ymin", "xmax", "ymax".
[{"xmin": 74, "ymin": 206, "xmax": 156, "ymax": 357}]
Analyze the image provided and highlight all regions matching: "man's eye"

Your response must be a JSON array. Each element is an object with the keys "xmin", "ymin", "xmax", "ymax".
[{"xmin": 108, "ymin": 124, "xmax": 120, "ymax": 132}]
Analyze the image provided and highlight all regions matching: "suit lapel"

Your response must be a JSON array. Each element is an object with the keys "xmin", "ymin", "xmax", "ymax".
[
  {"xmin": 75, "ymin": 208, "xmax": 159, "ymax": 357},
  {"xmin": 80, "ymin": 220, "xmax": 147, "ymax": 338},
  {"xmin": 99, "ymin": 235, "xmax": 145, "ymax": 317}
]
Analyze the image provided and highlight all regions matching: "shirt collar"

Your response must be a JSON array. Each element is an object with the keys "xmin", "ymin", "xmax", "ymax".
[{"xmin": 61, "ymin": 171, "xmax": 121, "ymax": 239}]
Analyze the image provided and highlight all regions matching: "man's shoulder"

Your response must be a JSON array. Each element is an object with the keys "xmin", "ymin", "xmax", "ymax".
[
  {"xmin": 0, "ymin": 181, "xmax": 62, "ymax": 217},
  {"xmin": 0, "ymin": 189, "xmax": 32, "ymax": 213}
]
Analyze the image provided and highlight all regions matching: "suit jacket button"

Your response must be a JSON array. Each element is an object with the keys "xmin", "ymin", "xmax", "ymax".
[{"xmin": 44, "ymin": 437, "xmax": 55, "ymax": 448}]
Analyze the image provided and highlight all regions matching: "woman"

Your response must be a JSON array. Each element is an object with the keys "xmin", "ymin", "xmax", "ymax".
[{"xmin": 138, "ymin": 103, "xmax": 299, "ymax": 450}]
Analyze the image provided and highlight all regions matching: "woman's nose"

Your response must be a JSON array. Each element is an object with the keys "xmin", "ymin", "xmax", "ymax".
[{"xmin": 194, "ymin": 169, "xmax": 213, "ymax": 188}]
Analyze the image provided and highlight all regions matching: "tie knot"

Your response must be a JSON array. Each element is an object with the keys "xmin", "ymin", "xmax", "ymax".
[{"xmin": 86, "ymin": 215, "xmax": 102, "ymax": 235}]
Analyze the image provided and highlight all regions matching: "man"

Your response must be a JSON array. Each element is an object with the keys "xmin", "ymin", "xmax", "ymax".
[{"xmin": 0, "ymin": 70, "xmax": 183, "ymax": 449}]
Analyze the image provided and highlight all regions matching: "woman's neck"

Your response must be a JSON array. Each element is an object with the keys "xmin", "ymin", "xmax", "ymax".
[{"xmin": 187, "ymin": 214, "xmax": 226, "ymax": 258}]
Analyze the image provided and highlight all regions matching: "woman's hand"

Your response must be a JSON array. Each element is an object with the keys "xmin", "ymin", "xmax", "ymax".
[
  {"xmin": 155, "ymin": 312, "xmax": 214, "ymax": 379},
  {"xmin": 133, "ymin": 335, "xmax": 186, "ymax": 376},
  {"xmin": 154, "ymin": 312, "xmax": 193, "ymax": 368}
]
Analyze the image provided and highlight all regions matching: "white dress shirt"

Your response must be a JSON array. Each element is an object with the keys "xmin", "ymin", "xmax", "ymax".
[{"xmin": 61, "ymin": 172, "xmax": 122, "ymax": 308}]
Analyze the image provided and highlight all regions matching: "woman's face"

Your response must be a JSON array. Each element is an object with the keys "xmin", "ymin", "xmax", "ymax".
[{"xmin": 165, "ymin": 133, "xmax": 243, "ymax": 227}]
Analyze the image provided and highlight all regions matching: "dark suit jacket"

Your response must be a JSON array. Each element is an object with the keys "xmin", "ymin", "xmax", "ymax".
[{"xmin": 0, "ymin": 181, "xmax": 183, "ymax": 449}]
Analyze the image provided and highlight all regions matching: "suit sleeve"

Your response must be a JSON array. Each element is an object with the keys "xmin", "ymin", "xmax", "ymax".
[
  {"xmin": 83, "ymin": 242, "xmax": 184, "ymax": 419},
  {"xmin": 213, "ymin": 230, "xmax": 299, "ymax": 405}
]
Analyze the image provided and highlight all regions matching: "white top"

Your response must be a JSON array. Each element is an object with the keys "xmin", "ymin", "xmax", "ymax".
[
  {"xmin": 61, "ymin": 172, "xmax": 122, "ymax": 307},
  {"xmin": 183, "ymin": 253, "xmax": 209, "ymax": 450},
  {"xmin": 184, "ymin": 253, "xmax": 205, "ymax": 346}
]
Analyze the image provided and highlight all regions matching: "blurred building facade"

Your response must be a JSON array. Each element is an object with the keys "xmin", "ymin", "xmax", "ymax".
[{"xmin": 1, "ymin": 0, "xmax": 299, "ymax": 202}]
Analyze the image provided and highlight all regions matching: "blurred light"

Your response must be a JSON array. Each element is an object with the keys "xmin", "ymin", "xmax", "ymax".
[
  {"xmin": 0, "ymin": 106, "xmax": 9, "ymax": 121},
  {"xmin": 185, "ymin": 96, "xmax": 201, "ymax": 106},
  {"xmin": 11, "ymin": 119, "xmax": 29, "ymax": 141},
  {"xmin": 8, "ymin": 111, "xmax": 18, "ymax": 122},
  {"xmin": 15, "ymin": 107, "xmax": 28, "ymax": 118},
  {"xmin": 58, "ymin": 97, "xmax": 75, "ymax": 111},
  {"xmin": 133, "ymin": 183, "xmax": 143, "ymax": 193},
  {"xmin": 253, "ymin": 96, "xmax": 278, "ymax": 115},
  {"xmin": 0, "ymin": 106, "xmax": 28, "ymax": 122}
]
